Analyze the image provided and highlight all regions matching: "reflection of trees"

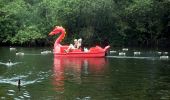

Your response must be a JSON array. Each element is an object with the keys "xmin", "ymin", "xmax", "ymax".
[
  {"xmin": 145, "ymin": 62, "xmax": 170, "ymax": 100},
  {"xmin": 107, "ymin": 59, "xmax": 170, "ymax": 99}
]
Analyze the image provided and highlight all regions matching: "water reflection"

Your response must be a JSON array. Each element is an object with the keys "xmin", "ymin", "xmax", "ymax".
[
  {"xmin": 0, "ymin": 61, "xmax": 22, "ymax": 67},
  {"xmin": 53, "ymin": 57, "xmax": 107, "ymax": 92}
]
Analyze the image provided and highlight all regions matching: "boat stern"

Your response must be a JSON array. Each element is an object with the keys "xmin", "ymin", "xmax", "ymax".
[{"xmin": 104, "ymin": 45, "xmax": 110, "ymax": 52}]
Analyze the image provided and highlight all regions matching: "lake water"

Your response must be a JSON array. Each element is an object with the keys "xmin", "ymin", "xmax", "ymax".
[{"xmin": 0, "ymin": 47, "xmax": 170, "ymax": 100}]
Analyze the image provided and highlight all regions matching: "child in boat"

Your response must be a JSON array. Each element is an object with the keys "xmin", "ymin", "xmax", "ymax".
[{"xmin": 65, "ymin": 39, "xmax": 78, "ymax": 52}]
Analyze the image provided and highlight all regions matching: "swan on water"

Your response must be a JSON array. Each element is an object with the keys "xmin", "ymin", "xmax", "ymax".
[
  {"xmin": 122, "ymin": 48, "xmax": 128, "ymax": 51},
  {"xmin": 10, "ymin": 47, "xmax": 16, "ymax": 51},
  {"xmin": 163, "ymin": 52, "xmax": 168, "ymax": 55},
  {"xmin": 157, "ymin": 52, "xmax": 162, "ymax": 55},
  {"xmin": 119, "ymin": 52, "xmax": 126, "ymax": 56},
  {"xmin": 134, "ymin": 52, "xmax": 141, "ymax": 56},
  {"xmin": 41, "ymin": 50, "xmax": 52, "ymax": 55},
  {"xmin": 160, "ymin": 56, "xmax": 169, "ymax": 59},
  {"xmin": 110, "ymin": 50, "xmax": 117, "ymax": 53},
  {"xmin": 16, "ymin": 52, "xmax": 24, "ymax": 56}
]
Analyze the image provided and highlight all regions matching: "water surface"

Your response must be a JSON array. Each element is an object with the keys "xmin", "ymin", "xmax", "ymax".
[{"xmin": 0, "ymin": 47, "xmax": 170, "ymax": 100}]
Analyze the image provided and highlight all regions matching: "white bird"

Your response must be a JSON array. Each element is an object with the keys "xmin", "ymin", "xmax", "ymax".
[
  {"xmin": 41, "ymin": 51, "xmax": 48, "ymax": 55},
  {"xmin": 16, "ymin": 52, "xmax": 24, "ymax": 56},
  {"xmin": 134, "ymin": 52, "xmax": 141, "ymax": 56},
  {"xmin": 163, "ymin": 52, "xmax": 168, "ymax": 55},
  {"xmin": 119, "ymin": 52, "xmax": 126, "ymax": 56},
  {"xmin": 157, "ymin": 52, "xmax": 162, "ymax": 55},
  {"xmin": 10, "ymin": 47, "xmax": 16, "ymax": 51},
  {"xmin": 110, "ymin": 50, "xmax": 117, "ymax": 53},
  {"xmin": 41, "ymin": 50, "xmax": 52, "ymax": 55},
  {"xmin": 160, "ymin": 56, "xmax": 169, "ymax": 59},
  {"xmin": 46, "ymin": 50, "xmax": 52, "ymax": 53},
  {"xmin": 122, "ymin": 48, "xmax": 128, "ymax": 51}
]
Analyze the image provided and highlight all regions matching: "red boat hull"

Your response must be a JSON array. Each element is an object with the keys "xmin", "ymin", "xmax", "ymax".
[
  {"xmin": 53, "ymin": 45, "xmax": 110, "ymax": 58},
  {"xmin": 54, "ymin": 52, "xmax": 106, "ymax": 57}
]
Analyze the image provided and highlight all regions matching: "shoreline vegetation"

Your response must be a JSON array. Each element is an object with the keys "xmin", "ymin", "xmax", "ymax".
[{"xmin": 0, "ymin": 0, "xmax": 170, "ymax": 48}]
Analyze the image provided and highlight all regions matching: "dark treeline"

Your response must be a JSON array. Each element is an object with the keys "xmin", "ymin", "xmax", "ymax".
[{"xmin": 0, "ymin": 0, "xmax": 170, "ymax": 48}]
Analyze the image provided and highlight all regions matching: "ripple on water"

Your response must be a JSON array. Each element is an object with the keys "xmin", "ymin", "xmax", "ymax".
[
  {"xmin": 0, "ymin": 79, "xmax": 17, "ymax": 86},
  {"xmin": 0, "ymin": 70, "xmax": 51, "ymax": 99},
  {"xmin": 7, "ymin": 90, "xmax": 15, "ymax": 96},
  {"xmin": 0, "ymin": 75, "xmax": 39, "ymax": 86},
  {"xmin": 8, "ymin": 89, "xmax": 15, "ymax": 93},
  {"xmin": 14, "ymin": 98, "xmax": 20, "ymax": 100},
  {"xmin": 23, "ymin": 94, "xmax": 31, "ymax": 98},
  {"xmin": 0, "ymin": 70, "xmax": 50, "ymax": 86},
  {"xmin": 14, "ymin": 91, "xmax": 31, "ymax": 100},
  {"xmin": 83, "ymin": 96, "xmax": 91, "ymax": 100},
  {"xmin": 7, "ymin": 93, "xmax": 14, "ymax": 96},
  {"xmin": 18, "ymin": 96, "xmax": 24, "ymax": 99},
  {"xmin": 0, "ymin": 62, "xmax": 22, "ymax": 67},
  {"xmin": 76, "ymin": 96, "xmax": 91, "ymax": 100},
  {"xmin": 107, "ymin": 56, "xmax": 159, "ymax": 60}
]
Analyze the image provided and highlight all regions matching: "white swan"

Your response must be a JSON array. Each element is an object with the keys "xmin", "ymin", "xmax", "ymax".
[
  {"xmin": 134, "ymin": 52, "xmax": 141, "ymax": 56},
  {"xmin": 122, "ymin": 48, "xmax": 128, "ymax": 51},
  {"xmin": 119, "ymin": 52, "xmax": 126, "ymax": 56},
  {"xmin": 157, "ymin": 52, "xmax": 162, "ymax": 55},
  {"xmin": 10, "ymin": 47, "xmax": 16, "ymax": 51},
  {"xmin": 163, "ymin": 52, "xmax": 168, "ymax": 55},
  {"xmin": 110, "ymin": 50, "xmax": 117, "ymax": 53},
  {"xmin": 41, "ymin": 50, "xmax": 52, "ymax": 55},
  {"xmin": 16, "ymin": 52, "xmax": 24, "ymax": 56},
  {"xmin": 160, "ymin": 56, "xmax": 169, "ymax": 59}
]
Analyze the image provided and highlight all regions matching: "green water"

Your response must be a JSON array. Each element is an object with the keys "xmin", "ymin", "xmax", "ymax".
[{"xmin": 0, "ymin": 47, "xmax": 170, "ymax": 100}]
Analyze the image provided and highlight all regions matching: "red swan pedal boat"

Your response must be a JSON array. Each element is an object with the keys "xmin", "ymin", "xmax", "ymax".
[{"xmin": 49, "ymin": 26, "xmax": 110, "ymax": 57}]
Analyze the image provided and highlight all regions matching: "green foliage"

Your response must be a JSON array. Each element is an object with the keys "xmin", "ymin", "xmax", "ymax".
[
  {"xmin": 11, "ymin": 26, "xmax": 45, "ymax": 44},
  {"xmin": 0, "ymin": 0, "xmax": 170, "ymax": 47},
  {"xmin": 0, "ymin": 10, "xmax": 19, "ymax": 43}
]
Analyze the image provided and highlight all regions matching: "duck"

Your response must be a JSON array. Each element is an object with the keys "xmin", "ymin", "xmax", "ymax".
[
  {"xmin": 17, "ymin": 78, "xmax": 21, "ymax": 91},
  {"xmin": 8, "ymin": 59, "xmax": 11, "ymax": 63},
  {"xmin": 6, "ymin": 59, "xmax": 13, "ymax": 66}
]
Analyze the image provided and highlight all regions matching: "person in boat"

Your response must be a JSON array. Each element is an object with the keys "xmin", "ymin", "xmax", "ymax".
[
  {"xmin": 77, "ymin": 38, "xmax": 82, "ymax": 49},
  {"xmin": 65, "ymin": 39, "xmax": 78, "ymax": 52}
]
